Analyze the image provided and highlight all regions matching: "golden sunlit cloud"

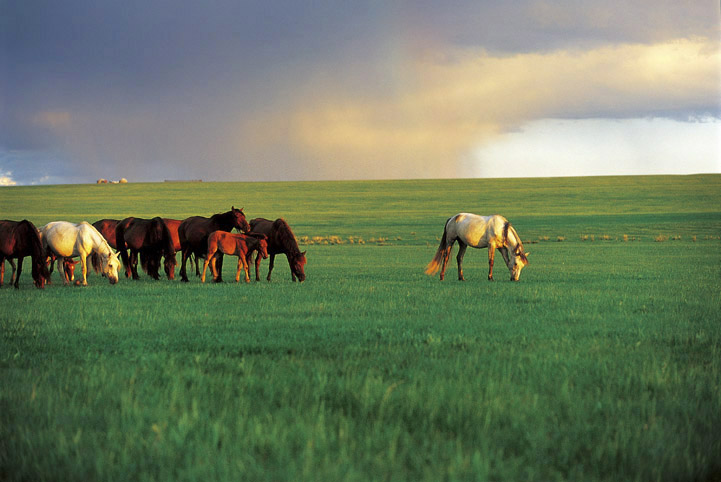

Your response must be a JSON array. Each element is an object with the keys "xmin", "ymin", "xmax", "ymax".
[{"xmin": 237, "ymin": 37, "xmax": 720, "ymax": 179}]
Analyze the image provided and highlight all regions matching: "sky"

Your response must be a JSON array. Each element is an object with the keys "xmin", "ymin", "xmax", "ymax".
[{"xmin": 1, "ymin": 0, "xmax": 720, "ymax": 185}]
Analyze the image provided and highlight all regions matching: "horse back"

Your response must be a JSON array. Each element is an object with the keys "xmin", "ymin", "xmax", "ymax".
[
  {"xmin": 92, "ymin": 219, "xmax": 119, "ymax": 249},
  {"xmin": 0, "ymin": 220, "xmax": 18, "ymax": 255},
  {"xmin": 179, "ymin": 216, "xmax": 213, "ymax": 248},
  {"xmin": 0, "ymin": 220, "xmax": 41, "ymax": 257},
  {"xmin": 450, "ymin": 213, "xmax": 507, "ymax": 248}
]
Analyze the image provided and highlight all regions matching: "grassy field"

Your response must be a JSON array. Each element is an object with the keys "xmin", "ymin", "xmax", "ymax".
[{"xmin": 1, "ymin": 175, "xmax": 720, "ymax": 481}]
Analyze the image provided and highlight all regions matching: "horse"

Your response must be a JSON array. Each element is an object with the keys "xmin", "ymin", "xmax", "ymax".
[
  {"xmin": 249, "ymin": 218, "xmax": 307, "ymax": 282},
  {"xmin": 45, "ymin": 253, "xmax": 80, "ymax": 284},
  {"xmin": 40, "ymin": 221, "xmax": 120, "ymax": 285},
  {"xmin": 115, "ymin": 217, "xmax": 176, "ymax": 280},
  {"xmin": 0, "ymin": 220, "xmax": 49, "ymax": 289},
  {"xmin": 425, "ymin": 213, "xmax": 530, "ymax": 282},
  {"xmin": 178, "ymin": 206, "xmax": 250, "ymax": 282},
  {"xmin": 92, "ymin": 219, "xmax": 120, "ymax": 249},
  {"xmin": 201, "ymin": 232, "xmax": 268, "ymax": 283}
]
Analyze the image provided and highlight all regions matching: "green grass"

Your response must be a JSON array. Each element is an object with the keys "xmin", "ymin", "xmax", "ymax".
[{"xmin": 1, "ymin": 175, "xmax": 720, "ymax": 481}]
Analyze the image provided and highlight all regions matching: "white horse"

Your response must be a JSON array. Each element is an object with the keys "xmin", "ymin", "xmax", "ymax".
[
  {"xmin": 426, "ymin": 213, "xmax": 530, "ymax": 282},
  {"xmin": 39, "ymin": 221, "xmax": 120, "ymax": 285}
]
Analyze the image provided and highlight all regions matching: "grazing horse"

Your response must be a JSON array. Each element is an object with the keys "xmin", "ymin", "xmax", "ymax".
[
  {"xmin": 202, "ymin": 232, "xmax": 268, "ymax": 283},
  {"xmin": 115, "ymin": 217, "xmax": 176, "ymax": 280},
  {"xmin": 45, "ymin": 253, "xmax": 80, "ymax": 284},
  {"xmin": 178, "ymin": 207, "xmax": 250, "ymax": 282},
  {"xmin": 249, "ymin": 218, "xmax": 307, "ymax": 282},
  {"xmin": 40, "ymin": 221, "xmax": 120, "ymax": 285},
  {"xmin": 92, "ymin": 219, "xmax": 120, "ymax": 249},
  {"xmin": 425, "ymin": 213, "xmax": 530, "ymax": 282},
  {"xmin": 0, "ymin": 220, "xmax": 49, "ymax": 289}
]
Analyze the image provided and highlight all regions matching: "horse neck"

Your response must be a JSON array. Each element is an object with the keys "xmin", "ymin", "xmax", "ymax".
[
  {"xmin": 210, "ymin": 211, "xmax": 235, "ymax": 231},
  {"xmin": 90, "ymin": 231, "xmax": 112, "ymax": 257},
  {"xmin": 21, "ymin": 222, "xmax": 44, "ymax": 260},
  {"xmin": 506, "ymin": 226, "xmax": 523, "ymax": 253},
  {"xmin": 275, "ymin": 223, "xmax": 301, "ymax": 256}
]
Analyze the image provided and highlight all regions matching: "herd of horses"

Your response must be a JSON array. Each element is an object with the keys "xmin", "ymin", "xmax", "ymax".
[
  {"xmin": 0, "ymin": 208, "xmax": 529, "ymax": 289},
  {"xmin": 0, "ymin": 207, "xmax": 308, "ymax": 288}
]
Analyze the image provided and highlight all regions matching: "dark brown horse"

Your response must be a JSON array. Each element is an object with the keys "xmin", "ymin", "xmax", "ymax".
[
  {"xmin": 92, "ymin": 219, "xmax": 120, "ymax": 249},
  {"xmin": 0, "ymin": 219, "xmax": 49, "ymax": 289},
  {"xmin": 115, "ymin": 217, "xmax": 176, "ymax": 280},
  {"xmin": 179, "ymin": 207, "xmax": 251, "ymax": 282},
  {"xmin": 249, "ymin": 218, "xmax": 306, "ymax": 282}
]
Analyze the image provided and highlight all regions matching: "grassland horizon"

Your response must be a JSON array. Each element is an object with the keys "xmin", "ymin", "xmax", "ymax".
[{"xmin": 1, "ymin": 174, "xmax": 720, "ymax": 481}]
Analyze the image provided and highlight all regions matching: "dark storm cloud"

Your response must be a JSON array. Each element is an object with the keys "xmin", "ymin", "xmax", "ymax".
[{"xmin": 1, "ymin": 0, "xmax": 719, "ymax": 184}]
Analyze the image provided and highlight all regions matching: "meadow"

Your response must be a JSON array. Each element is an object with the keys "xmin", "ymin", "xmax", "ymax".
[{"xmin": 1, "ymin": 175, "xmax": 720, "ymax": 481}]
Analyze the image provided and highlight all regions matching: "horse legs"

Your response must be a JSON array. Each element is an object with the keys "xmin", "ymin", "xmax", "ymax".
[
  {"xmin": 0, "ymin": 258, "xmax": 4, "ymax": 287},
  {"xmin": 130, "ymin": 251, "xmax": 141, "ymax": 280},
  {"xmin": 13, "ymin": 256, "xmax": 24, "ymax": 289},
  {"xmin": 253, "ymin": 252, "xmax": 261, "ymax": 281},
  {"xmin": 456, "ymin": 242, "xmax": 467, "ymax": 281},
  {"xmin": 180, "ymin": 248, "xmax": 191, "ymax": 282},
  {"xmin": 201, "ymin": 254, "xmax": 211, "ymax": 283},
  {"xmin": 8, "ymin": 258, "xmax": 17, "ymax": 286},
  {"xmin": 215, "ymin": 253, "xmax": 224, "ymax": 282},
  {"xmin": 79, "ymin": 252, "xmax": 89, "ymax": 285},
  {"xmin": 242, "ymin": 255, "xmax": 250, "ymax": 283},
  {"xmin": 235, "ymin": 256, "xmax": 250, "ymax": 283},
  {"xmin": 266, "ymin": 253, "xmax": 276, "ymax": 282},
  {"xmin": 487, "ymin": 245, "xmax": 496, "ymax": 281}
]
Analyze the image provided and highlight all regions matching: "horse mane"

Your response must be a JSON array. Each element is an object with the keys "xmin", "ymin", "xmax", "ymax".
[
  {"xmin": 272, "ymin": 219, "xmax": 302, "ymax": 257},
  {"xmin": 503, "ymin": 221, "xmax": 527, "ymax": 261}
]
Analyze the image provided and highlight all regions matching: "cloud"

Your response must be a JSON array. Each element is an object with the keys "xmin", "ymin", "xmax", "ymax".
[
  {"xmin": 236, "ymin": 37, "xmax": 720, "ymax": 179},
  {"xmin": 0, "ymin": 171, "xmax": 18, "ymax": 186},
  {"xmin": 3, "ymin": 1, "xmax": 719, "ymax": 182}
]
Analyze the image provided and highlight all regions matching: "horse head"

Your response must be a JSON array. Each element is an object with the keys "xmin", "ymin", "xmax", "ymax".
[
  {"xmin": 291, "ymin": 251, "xmax": 307, "ymax": 282},
  {"xmin": 164, "ymin": 255, "xmax": 177, "ymax": 280},
  {"xmin": 104, "ymin": 251, "xmax": 120, "ymax": 284},
  {"xmin": 258, "ymin": 237, "xmax": 269, "ymax": 260},
  {"xmin": 509, "ymin": 248, "xmax": 530, "ymax": 282},
  {"xmin": 31, "ymin": 257, "xmax": 48, "ymax": 289},
  {"xmin": 231, "ymin": 206, "xmax": 251, "ymax": 233}
]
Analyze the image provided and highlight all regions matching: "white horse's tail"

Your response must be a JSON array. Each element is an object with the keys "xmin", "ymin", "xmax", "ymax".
[{"xmin": 425, "ymin": 217, "xmax": 452, "ymax": 275}]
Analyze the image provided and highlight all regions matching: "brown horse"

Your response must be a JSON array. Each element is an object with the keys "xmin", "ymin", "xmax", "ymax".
[
  {"xmin": 45, "ymin": 254, "xmax": 80, "ymax": 284},
  {"xmin": 115, "ymin": 217, "xmax": 176, "ymax": 280},
  {"xmin": 249, "ymin": 218, "xmax": 306, "ymax": 282},
  {"xmin": 0, "ymin": 219, "xmax": 49, "ymax": 289},
  {"xmin": 179, "ymin": 207, "xmax": 250, "ymax": 282},
  {"xmin": 92, "ymin": 219, "xmax": 120, "ymax": 249},
  {"xmin": 201, "ymin": 232, "xmax": 268, "ymax": 283}
]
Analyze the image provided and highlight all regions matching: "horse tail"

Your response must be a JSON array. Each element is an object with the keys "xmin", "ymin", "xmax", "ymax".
[{"xmin": 425, "ymin": 217, "xmax": 453, "ymax": 276}]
